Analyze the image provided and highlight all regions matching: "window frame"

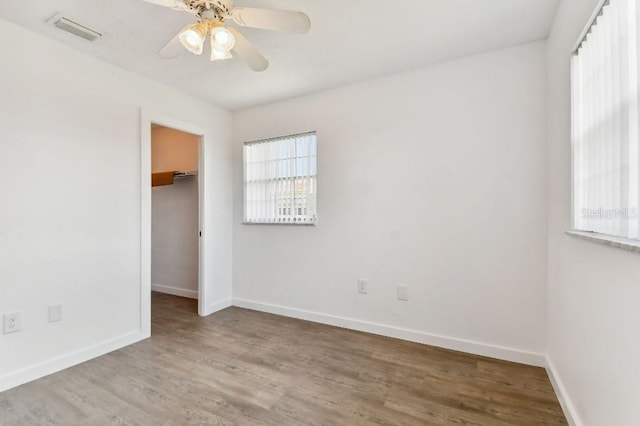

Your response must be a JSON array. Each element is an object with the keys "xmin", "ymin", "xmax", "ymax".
[
  {"xmin": 242, "ymin": 131, "xmax": 318, "ymax": 226},
  {"xmin": 569, "ymin": 0, "xmax": 640, "ymax": 241}
]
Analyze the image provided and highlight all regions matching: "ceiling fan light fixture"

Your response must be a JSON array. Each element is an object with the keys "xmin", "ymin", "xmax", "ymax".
[
  {"xmin": 147, "ymin": 0, "xmax": 310, "ymax": 72},
  {"xmin": 210, "ymin": 43, "xmax": 233, "ymax": 61},
  {"xmin": 179, "ymin": 23, "xmax": 206, "ymax": 55},
  {"xmin": 211, "ymin": 26, "xmax": 235, "ymax": 51}
]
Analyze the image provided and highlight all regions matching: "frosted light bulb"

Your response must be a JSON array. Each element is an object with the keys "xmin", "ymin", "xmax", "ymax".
[
  {"xmin": 184, "ymin": 30, "xmax": 201, "ymax": 47},
  {"xmin": 210, "ymin": 44, "xmax": 232, "ymax": 61},
  {"xmin": 178, "ymin": 23, "xmax": 206, "ymax": 55},
  {"xmin": 210, "ymin": 27, "xmax": 235, "ymax": 51},
  {"xmin": 214, "ymin": 30, "xmax": 230, "ymax": 45}
]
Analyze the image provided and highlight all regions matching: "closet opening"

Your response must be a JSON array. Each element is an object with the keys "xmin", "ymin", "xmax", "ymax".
[{"xmin": 150, "ymin": 124, "xmax": 202, "ymax": 320}]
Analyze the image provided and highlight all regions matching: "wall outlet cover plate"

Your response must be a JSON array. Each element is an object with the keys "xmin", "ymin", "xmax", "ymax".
[{"xmin": 3, "ymin": 312, "xmax": 21, "ymax": 334}]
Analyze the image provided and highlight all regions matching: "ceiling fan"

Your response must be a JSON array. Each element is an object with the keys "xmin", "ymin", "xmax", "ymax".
[{"xmin": 142, "ymin": 0, "xmax": 311, "ymax": 72}]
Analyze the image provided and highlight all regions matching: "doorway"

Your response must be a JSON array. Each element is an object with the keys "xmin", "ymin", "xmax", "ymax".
[
  {"xmin": 151, "ymin": 125, "xmax": 200, "ymax": 317},
  {"xmin": 140, "ymin": 112, "xmax": 206, "ymax": 337}
]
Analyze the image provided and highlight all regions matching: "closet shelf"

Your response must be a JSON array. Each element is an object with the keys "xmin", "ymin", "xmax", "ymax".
[
  {"xmin": 173, "ymin": 170, "xmax": 198, "ymax": 179},
  {"xmin": 152, "ymin": 170, "xmax": 198, "ymax": 187}
]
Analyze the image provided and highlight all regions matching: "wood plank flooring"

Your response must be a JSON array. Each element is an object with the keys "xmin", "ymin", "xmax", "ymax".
[{"xmin": 0, "ymin": 293, "xmax": 567, "ymax": 425}]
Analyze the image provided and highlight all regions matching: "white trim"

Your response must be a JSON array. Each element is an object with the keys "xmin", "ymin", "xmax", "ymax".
[
  {"xmin": 545, "ymin": 357, "xmax": 583, "ymax": 426},
  {"xmin": 565, "ymin": 230, "xmax": 640, "ymax": 253},
  {"xmin": 140, "ymin": 110, "xmax": 207, "ymax": 323},
  {"xmin": 232, "ymin": 298, "xmax": 546, "ymax": 367},
  {"xmin": 204, "ymin": 298, "xmax": 233, "ymax": 316},
  {"xmin": 152, "ymin": 284, "xmax": 198, "ymax": 299},
  {"xmin": 0, "ymin": 330, "xmax": 145, "ymax": 393},
  {"xmin": 196, "ymin": 134, "xmax": 206, "ymax": 317},
  {"xmin": 140, "ymin": 110, "xmax": 152, "ymax": 338}
]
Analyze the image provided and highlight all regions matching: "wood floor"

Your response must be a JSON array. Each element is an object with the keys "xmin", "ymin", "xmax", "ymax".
[{"xmin": 0, "ymin": 293, "xmax": 566, "ymax": 425}]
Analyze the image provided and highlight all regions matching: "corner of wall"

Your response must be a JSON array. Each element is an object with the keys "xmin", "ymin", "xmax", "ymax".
[
  {"xmin": 203, "ymin": 299, "xmax": 233, "ymax": 316},
  {"xmin": 545, "ymin": 356, "xmax": 582, "ymax": 426}
]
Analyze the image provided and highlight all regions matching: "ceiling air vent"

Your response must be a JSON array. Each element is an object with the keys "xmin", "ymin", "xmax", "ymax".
[{"xmin": 53, "ymin": 17, "xmax": 102, "ymax": 41}]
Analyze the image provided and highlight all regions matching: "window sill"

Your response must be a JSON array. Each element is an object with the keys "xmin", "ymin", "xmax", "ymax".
[
  {"xmin": 243, "ymin": 222, "xmax": 316, "ymax": 226},
  {"xmin": 565, "ymin": 230, "xmax": 640, "ymax": 253}
]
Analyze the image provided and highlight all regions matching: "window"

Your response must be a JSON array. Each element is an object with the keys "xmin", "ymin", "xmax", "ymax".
[
  {"xmin": 243, "ymin": 132, "xmax": 317, "ymax": 225},
  {"xmin": 571, "ymin": 0, "xmax": 640, "ymax": 239}
]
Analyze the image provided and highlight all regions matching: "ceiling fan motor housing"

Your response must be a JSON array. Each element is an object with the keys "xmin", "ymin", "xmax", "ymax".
[{"xmin": 185, "ymin": 0, "xmax": 234, "ymax": 21}]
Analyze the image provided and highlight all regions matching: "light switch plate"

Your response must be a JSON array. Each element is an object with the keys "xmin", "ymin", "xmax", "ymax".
[
  {"xmin": 49, "ymin": 305, "xmax": 63, "ymax": 323},
  {"xmin": 397, "ymin": 285, "xmax": 409, "ymax": 301}
]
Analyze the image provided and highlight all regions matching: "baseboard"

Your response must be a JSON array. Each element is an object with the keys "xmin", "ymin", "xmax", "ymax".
[
  {"xmin": 0, "ymin": 330, "xmax": 145, "ymax": 393},
  {"xmin": 203, "ymin": 298, "xmax": 232, "ymax": 316},
  {"xmin": 152, "ymin": 283, "xmax": 198, "ymax": 299},
  {"xmin": 545, "ymin": 357, "xmax": 582, "ymax": 426},
  {"xmin": 232, "ymin": 298, "xmax": 546, "ymax": 367}
]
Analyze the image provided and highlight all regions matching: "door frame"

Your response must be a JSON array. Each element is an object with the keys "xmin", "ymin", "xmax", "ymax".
[{"xmin": 140, "ymin": 109, "xmax": 207, "ymax": 337}]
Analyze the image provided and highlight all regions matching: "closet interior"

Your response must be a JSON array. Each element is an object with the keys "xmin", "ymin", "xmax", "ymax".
[{"xmin": 151, "ymin": 125, "xmax": 200, "ymax": 303}]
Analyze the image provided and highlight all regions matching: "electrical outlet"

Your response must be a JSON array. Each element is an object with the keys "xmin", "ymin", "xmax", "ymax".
[
  {"xmin": 357, "ymin": 279, "xmax": 368, "ymax": 294},
  {"xmin": 3, "ymin": 312, "xmax": 21, "ymax": 334},
  {"xmin": 49, "ymin": 305, "xmax": 63, "ymax": 323},
  {"xmin": 397, "ymin": 285, "xmax": 409, "ymax": 301}
]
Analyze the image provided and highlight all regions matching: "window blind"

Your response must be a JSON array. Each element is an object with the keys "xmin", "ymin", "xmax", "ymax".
[
  {"xmin": 571, "ymin": 0, "xmax": 640, "ymax": 239},
  {"xmin": 243, "ymin": 132, "xmax": 317, "ymax": 225}
]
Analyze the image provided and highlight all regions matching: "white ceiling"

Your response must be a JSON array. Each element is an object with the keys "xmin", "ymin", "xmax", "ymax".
[{"xmin": 0, "ymin": 0, "xmax": 559, "ymax": 111}]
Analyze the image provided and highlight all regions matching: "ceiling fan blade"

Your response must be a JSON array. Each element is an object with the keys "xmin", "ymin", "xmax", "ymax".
[
  {"xmin": 141, "ymin": 0, "xmax": 192, "ymax": 12},
  {"xmin": 230, "ymin": 7, "xmax": 311, "ymax": 33},
  {"xmin": 158, "ymin": 33, "xmax": 183, "ymax": 58},
  {"xmin": 229, "ymin": 28, "xmax": 269, "ymax": 72}
]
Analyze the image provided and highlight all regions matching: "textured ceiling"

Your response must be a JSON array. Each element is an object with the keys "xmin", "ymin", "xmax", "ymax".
[{"xmin": 0, "ymin": 0, "xmax": 559, "ymax": 110}]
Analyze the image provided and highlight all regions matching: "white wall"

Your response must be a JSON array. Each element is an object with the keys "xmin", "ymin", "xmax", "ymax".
[
  {"xmin": 232, "ymin": 41, "xmax": 549, "ymax": 364},
  {"xmin": 0, "ymin": 18, "xmax": 233, "ymax": 392},
  {"xmin": 546, "ymin": 1, "xmax": 640, "ymax": 424}
]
